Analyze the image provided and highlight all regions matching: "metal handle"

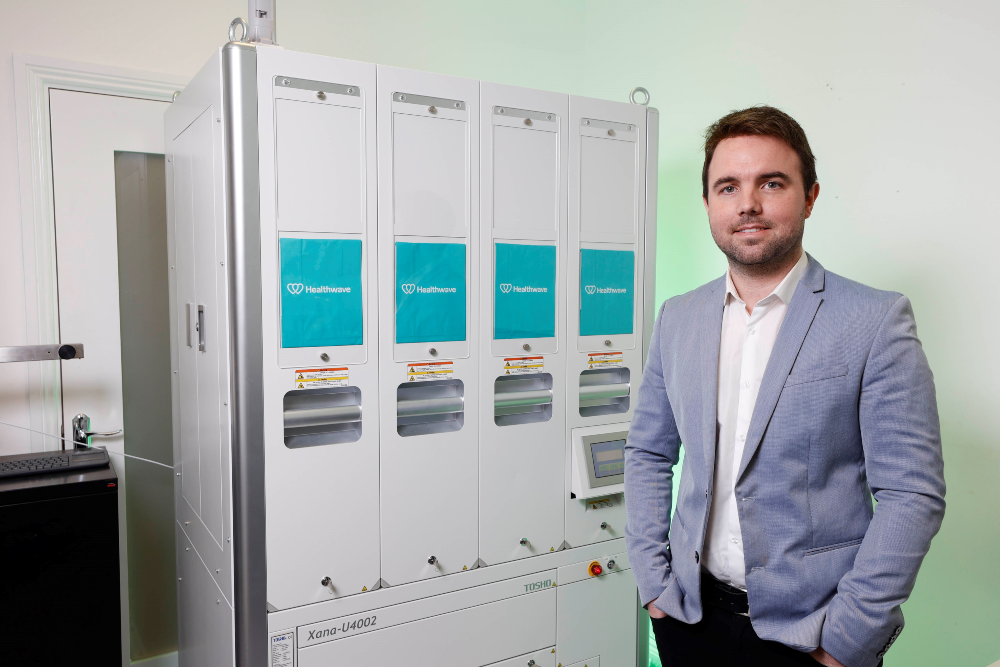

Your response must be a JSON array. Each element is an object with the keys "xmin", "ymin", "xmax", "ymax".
[
  {"xmin": 397, "ymin": 396, "xmax": 464, "ymax": 418},
  {"xmin": 0, "ymin": 344, "xmax": 84, "ymax": 363},
  {"xmin": 197, "ymin": 305, "xmax": 206, "ymax": 352},
  {"xmin": 494, "ymin": 389, "xmax": 552, "ymax": 410},
  {"xmin": 72, "ymin": 413, "xmax": 122, "ymax": 447}
]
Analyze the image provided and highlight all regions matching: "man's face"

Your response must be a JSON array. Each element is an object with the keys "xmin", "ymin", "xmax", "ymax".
[{"xmin": 703, "ymin": 135, "xmax": 819, "ymax": 268}]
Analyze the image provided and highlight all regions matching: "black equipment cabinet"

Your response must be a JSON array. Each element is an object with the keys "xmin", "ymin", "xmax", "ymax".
[{"xmin": 0, "ymin": 459, "xmax": 121, "ymax": 664}]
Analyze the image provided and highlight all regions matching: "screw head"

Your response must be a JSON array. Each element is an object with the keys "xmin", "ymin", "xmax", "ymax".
[
  {"xmin": 429, "ymin": 347, "xmax": 437, "ymax": 356},
  {"xmin": 522, "ymin": 343, "xmax": 530, "ymax": 351},
  {"xmin": 546, "ymin": 114, "xmax": 553, "ymax": 121},
  {"xmin": 427, "ymin": 555, "xmax": 437, "ymax": 565},
  {"xmin": 607, "ymin": 559, "xmax": 616, "ymax": 570},
  {"xmin": 455, "ymin": 102, "xmax": 462, "ymax": 108},
  {"xmin": 428, "ymin": 105, "xmax": 437, "ymax": 114},
  {"xmin": 399, "ymin": 94, "xmax": 406, "ymax": 101},
  {"xmin": 607, "ymin": 128, "xmax": 616, "ymax": 136},
  {"xmin": 347, "ymin": 87, "xmax": 355, "ymax": 94},
  {"xmin": 524, "ymin": 118, "xmax": 532, "ymax": 126},
  {"xmin": 317, "ymin": 91, "xmax": 327, "ymax": 100},
  {"xmin": 519, "ymin": 537, "xmax": 528, "ymax": 546},
  {"xmin": 282, "ymin": 78, "xmax": 290, "ymax": 85},
  {"xmin": 585, "ymin": 120, "xmax": 591, "ymax": 125},
  {"xmin": 601, "ymin": 521, "xmax": 609, "ymax": 530},
  {"xmin": 321, "ymin": 576, "xmax": 332, "ymax": 586},
  {"xmin": 604, "ymin": 339, "xmax": 612, "ymax": 347},
  {"xmin": 320, "ymin": 352, "xmax": 330, "ymax": 362},
  {"xmin": 498, "ymin": 107, "xmax": 505, "ymax": 114}
]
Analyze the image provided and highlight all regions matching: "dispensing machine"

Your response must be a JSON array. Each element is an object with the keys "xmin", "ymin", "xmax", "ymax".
[{"xmin": 166, "ymin": 38, "xmax": 657, "ymax": 667}]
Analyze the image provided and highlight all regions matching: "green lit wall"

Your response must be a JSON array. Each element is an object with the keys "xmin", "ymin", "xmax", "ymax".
[{"xmin": 285, "ymin": 3, "xmax": 995, "ymax": 665}]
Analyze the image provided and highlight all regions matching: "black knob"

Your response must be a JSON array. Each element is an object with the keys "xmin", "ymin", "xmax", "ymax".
[
  {"xmin": 58, "ymin": 345, "xmax": 77, "ymax": 360},
  {"xmin": 321, "ymin": 577, "xmax": 331, "ymax": 587}
]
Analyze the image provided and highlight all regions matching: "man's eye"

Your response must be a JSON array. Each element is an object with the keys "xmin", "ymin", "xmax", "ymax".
[
  {"xmin": 722, "ymin": 185, "xmax": 736, "ymax": 194},
  {"xmin": 764, "ymin": 181, "xmax": 781, "ymax": 189}
]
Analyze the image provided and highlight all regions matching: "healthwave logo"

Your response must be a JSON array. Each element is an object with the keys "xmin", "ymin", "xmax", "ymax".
[
  {"xmin": 585, "ymin": 284, "xmax": 626, "ymax": 295},
  {"xmin": 287, "ymin": 282, "xmax": 351, "ymax": 295},
  {"xmin": 400, "ymin": 282, "xmax": 457, "ymax": 294},
  {"xmin": 499, "ymin": 282, "xmax": 547, "ymax": 294}
]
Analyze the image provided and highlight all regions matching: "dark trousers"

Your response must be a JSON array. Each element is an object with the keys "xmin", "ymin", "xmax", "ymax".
[{"xmin": 651, "ymin": 604, "xmax": 820, "ymax": 667}]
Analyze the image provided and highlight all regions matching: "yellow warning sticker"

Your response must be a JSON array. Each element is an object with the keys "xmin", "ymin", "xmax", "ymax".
[
  {"xmin": 587, "ymin": 351, "xmax": 623, "ymax": 369},
  {"xmin": 503, "ymin": 356, "xmax": 544, "ymax": 375},
  {"xmin": 406, "ymin": 360, "xmax": 454, "ymax": 382},
  {"xmin": 293, "ymin": 367, "xmax": 348, "ymax": 390}
]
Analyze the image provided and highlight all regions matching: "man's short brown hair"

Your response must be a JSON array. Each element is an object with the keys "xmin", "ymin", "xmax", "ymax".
[{"xmin": 702, "ymin": 105, "xmax": 817, "ymax": 198}]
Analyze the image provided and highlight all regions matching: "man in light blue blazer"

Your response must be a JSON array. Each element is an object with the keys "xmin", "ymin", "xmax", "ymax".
[{"xmin": 625, "ymin": 106, "xmax": 945, "ymax": 667}]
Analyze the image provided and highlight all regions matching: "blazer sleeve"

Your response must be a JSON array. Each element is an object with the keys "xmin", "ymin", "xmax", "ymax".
[
  {"xmin": 625, "ymin": 301, "xmax": 683, "ymax": 609},
  {"xmin": 821, "ymin": 295, "xmax": 946, "ymax": 667}
]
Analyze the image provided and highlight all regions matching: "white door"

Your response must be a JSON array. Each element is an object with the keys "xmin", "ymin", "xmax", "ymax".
[{"xmin": 49, "ymin": 89, "xmax": 176, "ymax": 666}]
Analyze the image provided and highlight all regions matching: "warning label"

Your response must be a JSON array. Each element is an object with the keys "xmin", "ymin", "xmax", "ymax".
[
  {"xmin": 502, "ymin": 356, "xmax": 544, "ymax": 376},
  {"xmin": 587, "ymin": 352, "xmax": 623, "ymax": 369},
  {"xmin": 293, "ymin": 367, "xmax": 349, "ymax": 390},
  {"xmin": 270, "ymin": 632, "xmax": 294, "ymax": 667},
  {"xmin": 406, "ymin": 361, "xmax": 454, "ymax": 382}
]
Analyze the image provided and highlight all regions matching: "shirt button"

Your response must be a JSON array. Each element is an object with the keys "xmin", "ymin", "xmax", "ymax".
[
  {"xmin": 731, "ymin": 537, "xmax": 739, "ymax": 545},
  {"xmin": 694, "ymin": 551, "xmax": 700, "ymax": 564},
  {"xmin": 743, "ymin": 381, "xmax": 750, "ymax": 389},
  {"xmin": 739, "ymin": 434, "xmax": 746, "ymax": 442},
  {"xmin": 749, "ymin": 328, "xmax": 756, "ymax": 335}
]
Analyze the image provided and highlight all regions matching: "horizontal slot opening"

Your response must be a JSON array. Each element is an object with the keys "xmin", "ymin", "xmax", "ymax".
[
  {"xmin": 283, "ymin": 386, "xmax": 362, "ymax": 448},
  {"xmin": 397, "ymin": 379, "xmax": 465, "ymax": 437},
  {"xmin": 579, "ymin": 367, "xmax": 630, "ymax": 417},
  {"xmin": 494, "ymin": 372, "xmax": 553, "ymax": 426}
]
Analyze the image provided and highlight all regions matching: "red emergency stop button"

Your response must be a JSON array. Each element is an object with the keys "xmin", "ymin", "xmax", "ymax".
[{"xmin": 588, "ymin": 561, "xmax": 603, "ymax": 577}]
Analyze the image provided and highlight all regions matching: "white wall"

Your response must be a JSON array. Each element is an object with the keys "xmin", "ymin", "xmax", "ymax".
[{"xmin": 0, "ymin": 1, "xmax": 243, "ymax": 453}]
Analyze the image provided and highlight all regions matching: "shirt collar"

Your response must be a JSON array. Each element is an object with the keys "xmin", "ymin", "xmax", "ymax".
[{"xmin": 725, "ymin": 250, "xmax": 809, "ymax": 307}]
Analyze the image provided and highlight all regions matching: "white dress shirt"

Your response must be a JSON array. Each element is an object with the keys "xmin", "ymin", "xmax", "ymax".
[{"xmin": 703, "ymin": 251, "xmax": 809, "ymax": 590}]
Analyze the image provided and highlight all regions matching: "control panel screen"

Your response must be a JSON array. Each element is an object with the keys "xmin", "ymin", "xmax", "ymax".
[{"xmin": 590, "ymin": 439, "xmax": 625, "ymax": 478}]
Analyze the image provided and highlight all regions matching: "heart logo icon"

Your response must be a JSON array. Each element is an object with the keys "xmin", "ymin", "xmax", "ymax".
[
  {"xmin": 287, "ymin": 283, "xmax": 304, "ymax": 295},
  {"xmin": 585, "ymin": 285, "xmax": 597, "ymax": 295},
  {"xmin": 500, "ymin": 283, "xmax": 512, "ymax": 294},
  {"xmin": 401, "ymin": 283, "xmax": 416, "ymax": 295}
]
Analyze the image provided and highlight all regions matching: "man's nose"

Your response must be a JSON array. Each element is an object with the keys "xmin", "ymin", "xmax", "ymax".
[{"xmin": 739, "ymin": 189, "xmax": 761, "ymax": 217}]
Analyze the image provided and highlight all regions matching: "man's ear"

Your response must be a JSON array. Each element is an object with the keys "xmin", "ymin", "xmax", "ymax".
[
  {"xmin": 703, "ymin": 195, "xmax": 710, "ymax": 214},
  {"xmin": 804, "ymin": 182, "xmax": 820, "ymax": 218}
]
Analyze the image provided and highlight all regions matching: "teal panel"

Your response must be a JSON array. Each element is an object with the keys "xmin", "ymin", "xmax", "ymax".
[
  {"xmin": 579, "ymin": 248, "xmax": 634, "ymax": 336},
  {"xmin": 494, "ymin": 243, "xmax": 556, "ymax": 340},
  {"xmin": 280, "ymin": 237, "xmax": 364, "ymax": 348},
  {"xmin": 395, "ymin": 242, "xmax": 467, "ymax": 344}
]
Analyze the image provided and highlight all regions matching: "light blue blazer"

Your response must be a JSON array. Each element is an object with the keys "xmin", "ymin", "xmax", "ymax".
[{"xmin": 624, "ymin": 256, "xmax": 945, "ymax": 667}]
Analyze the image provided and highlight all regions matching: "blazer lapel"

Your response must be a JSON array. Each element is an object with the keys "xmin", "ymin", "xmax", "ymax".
[
  {"xmin": 700, "ymin": 278, "xmax": 725, "ymax": 475},
  {"xmin": 736, "ymin": 257, "xmax": 826, "ymax": 482}
]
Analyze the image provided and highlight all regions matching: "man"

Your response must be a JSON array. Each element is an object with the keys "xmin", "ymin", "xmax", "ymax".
[{"xmin": 624, "ymin": 106, "xmax": 945, "ymax": 667}]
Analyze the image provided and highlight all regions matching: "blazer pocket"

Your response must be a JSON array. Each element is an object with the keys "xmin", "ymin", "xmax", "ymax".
[
  {"xmin": 784, "ymin": 363, "xmax": 849, "ymax": 387},
  {"xmin": 803, "ymin": 537, "xmax": 863, "ymax": 557}
]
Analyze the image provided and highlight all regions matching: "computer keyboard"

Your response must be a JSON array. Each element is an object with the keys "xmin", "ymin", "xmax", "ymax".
[{"xmin": 0, "ymin": 448, "xmax": 110, "ymax": 480}]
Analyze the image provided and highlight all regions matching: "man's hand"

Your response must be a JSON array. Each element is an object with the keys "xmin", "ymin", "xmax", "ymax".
[
  {"xmin": 810, "ymin": 648, "xmax": 845, "ymax": 666},
  {"xmin": 645, "ymin": 598, "xmax": 667, "ymax": 619}
]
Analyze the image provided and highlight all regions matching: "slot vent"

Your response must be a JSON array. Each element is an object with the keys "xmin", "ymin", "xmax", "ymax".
[
  {"xmin": 579, "ymin": 367, "xmax": 630, "ymax": 417},
  {"xmin": 494, "ymin": 372, "xmax": 553, "ymax": 426},
  {"xmin": 396, "ymin": 379, "xmax": 465, "ymax": 437},
  {"xmin": 283, "ymin": 386, "xmax": 362, "ymax": 448}
]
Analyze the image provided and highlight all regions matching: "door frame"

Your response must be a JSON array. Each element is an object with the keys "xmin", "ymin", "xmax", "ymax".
[{"xmin": 13, "ymin": 54, "xmax": 187, "ymax": 449}]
